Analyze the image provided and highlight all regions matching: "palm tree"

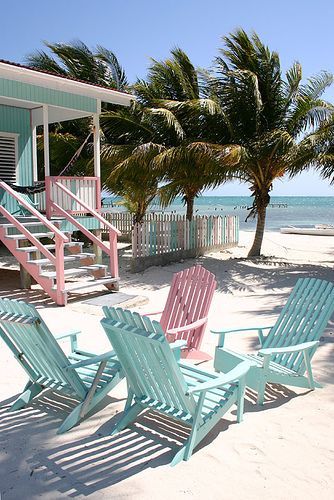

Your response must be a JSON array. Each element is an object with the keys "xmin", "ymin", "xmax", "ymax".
[
  {"xmin": 210, "ymin": 29, "xmax": 333, "ymax": 256},
  {"xmin": 102, "ymin": 142, "xmax": 165, "ymax": 223},
  {"xmin": 305, "ymin": 118, "xmax": 334, "ymax": 185},
  {"xmin": 26, "ymin": 40, "xmax": 128, "ymax": 176},
  {"xmin": 116, "ymin": 48, "xmax": 237, "ymax": 220},
  {"xmin": 26, "ymin": 40, "xmax": 128, "ymax": 90},
  {"xmin": 100, "ymin": 101, "xmax": 182, "ymax": 222}
]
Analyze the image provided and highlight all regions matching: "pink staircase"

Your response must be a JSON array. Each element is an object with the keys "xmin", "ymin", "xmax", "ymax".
[{"xmin": 0, "ymin": 181, "xmax": 120, "ymax": 306}]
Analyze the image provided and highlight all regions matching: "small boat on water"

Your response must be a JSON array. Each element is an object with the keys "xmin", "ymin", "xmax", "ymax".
[{"xmin": 280, "ymin": 224, "xmax": 334, "ymax": 236}]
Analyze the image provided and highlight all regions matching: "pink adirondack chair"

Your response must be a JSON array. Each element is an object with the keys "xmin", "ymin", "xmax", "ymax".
[{"xmin": 145, "ymin": 265, "xmax": 217, "ymax": 360}]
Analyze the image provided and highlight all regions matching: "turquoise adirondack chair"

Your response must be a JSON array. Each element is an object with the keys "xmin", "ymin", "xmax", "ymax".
[
  {"xmin": 212, "ymin": 278, "xmax": 334, "ymax": 405},
  {"xmin": 100, "ymin": 307, "xmax": 250, "ymax": 466},
  {"xmin": 0, "ymin": 298, "xmax": 124, "ymax": 433}
]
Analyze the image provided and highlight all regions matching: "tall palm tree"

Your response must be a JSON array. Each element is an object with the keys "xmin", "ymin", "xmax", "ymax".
[
  {"xmin": 26, "ymin": 40, "xmax": 128, "ymax": 90},
  {"xmin": 210, "ymin": 30, "xmax": 333, "ymax": 256},
  {"xmin": 304, "ymin": 118, "xmax": 334, "ymax": 185},
  {"xmin": 108, "ymin": 48, "xmax": 237, "ymax": 220},
  {"xmin": 26, "ymin": 41, "xmax": 128, "ymax": 176},
  {"xmin": 100, "ymin": 101, "xmax": 182, "ymax": 222}
]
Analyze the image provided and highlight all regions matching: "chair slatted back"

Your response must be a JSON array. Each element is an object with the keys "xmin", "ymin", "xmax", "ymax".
[
  {"xmin": 263, "ymin": 278, "xmax": 334, "ymax": 373},
  {"xmin": 160, "ymin": 265, "xmax": 216, "ymax": 350},
  {"xmin": 101, "ymin": 307, "xmax": 196, "ymax": 416},
  {"xmin": 0, "ymin": 298, "xmax": 86, "ymax": 397}
]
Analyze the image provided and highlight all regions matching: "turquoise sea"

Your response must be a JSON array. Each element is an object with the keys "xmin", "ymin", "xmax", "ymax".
[{"xmin": 102, "ymin": 196, "xmax": 334, "ymax": 232}]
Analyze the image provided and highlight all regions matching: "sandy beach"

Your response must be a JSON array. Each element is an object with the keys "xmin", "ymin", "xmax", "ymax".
[{"xmin": 0, "ymin": 229, "xmax": 333, "ymax": 499}]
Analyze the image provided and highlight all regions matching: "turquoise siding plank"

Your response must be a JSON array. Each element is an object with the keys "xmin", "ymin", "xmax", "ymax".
[
  {"xmin": 0, "ymin": 104, "xmax": 32, "ymax": 213},
  {"xmin": 59, "ymin": 217, "xmax": 102, "ymax": 232},
  {"xmin": 0, "ymin": 78, "xmax": 97, "ymax": 113}
]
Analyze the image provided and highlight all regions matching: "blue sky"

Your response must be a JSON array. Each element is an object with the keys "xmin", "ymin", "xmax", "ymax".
[{"xmin": 1, "ymin": 0, "xmax": 334, "ymax": 196}]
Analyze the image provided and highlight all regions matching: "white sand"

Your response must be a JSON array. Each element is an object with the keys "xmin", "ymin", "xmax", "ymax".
[{"xmin": 0, "ymin": 230, "xmax": 333, "ymax": 499}]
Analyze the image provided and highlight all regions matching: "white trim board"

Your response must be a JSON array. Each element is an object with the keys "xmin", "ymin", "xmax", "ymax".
[{"xmin": 0, "ymin": 62, "xmax": 135, "ymax": 107}]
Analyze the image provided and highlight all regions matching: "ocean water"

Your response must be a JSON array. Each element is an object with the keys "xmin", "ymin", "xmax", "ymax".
[{"xmin": 102, "ymin": 196, "xmax": 334, "ymax": 232}]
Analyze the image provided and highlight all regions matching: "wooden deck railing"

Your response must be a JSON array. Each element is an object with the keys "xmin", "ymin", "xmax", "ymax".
[
  {"xmin": 45, "ymin": 176, "xmax": 101, "ymax": 216},
  {"xmin": 47, "ymin": 179, "xmax": 121, "ymax": 279}
]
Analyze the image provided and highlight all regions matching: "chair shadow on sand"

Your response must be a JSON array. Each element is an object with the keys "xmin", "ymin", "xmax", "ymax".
[{"xmin": 0, "ymin": 379, "xmax": 316, "ymax": 498}]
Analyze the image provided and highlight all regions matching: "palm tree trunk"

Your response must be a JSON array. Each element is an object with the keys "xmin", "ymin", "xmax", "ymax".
[
  {"xmin": 134, "ymin": 202, "xmax": 146, "ymax": 224},
  {"xmin": 248, "ymin": 204, "xmax": 267, "ymax": 257},
  {"xmin": 186, "ymin": 196, "xmax": 195, "ymax": 220}
]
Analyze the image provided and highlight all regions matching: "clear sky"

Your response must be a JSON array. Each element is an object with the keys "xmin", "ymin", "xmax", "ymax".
[{"xmin": 1, "ymin": 0, "xmax": 334, "ymax": 196}]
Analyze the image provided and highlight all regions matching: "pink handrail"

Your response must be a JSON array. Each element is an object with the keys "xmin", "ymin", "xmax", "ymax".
[
  {"xmin": 0, "ymin": 182, "xmax": 68, "ymax": 242},
  {"xmin": 53, "ymin": 181, "xmax": 121, "ymax": 236},
  {"xmin": 49, "ymin": 180, "xmax": 120, "ymax": 279},
  {"xmin": 0, "ymin": 204, "xmax": 56, "ymax": 264},
  {"xmin": 51, "ymin": 202, "xmax": 118, "ymax": 278},
  {"xmin": 0, "ymin": 181, "xmax": 68, "ymax": 304}
]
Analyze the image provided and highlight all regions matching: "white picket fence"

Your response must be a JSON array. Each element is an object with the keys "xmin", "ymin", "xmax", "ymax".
[
  {"xmin": 102, "ymin": 212, "xmax": 184, "ymax": 235},
  {"xmin": 131, "ymin": 215, "xmax": 239, "ymax": 258}
]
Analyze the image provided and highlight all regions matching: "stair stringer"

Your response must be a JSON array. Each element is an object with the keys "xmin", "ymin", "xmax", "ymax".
[{"xmin": 0, "ymin": 226, "xmax": 64, "ymax": 305}]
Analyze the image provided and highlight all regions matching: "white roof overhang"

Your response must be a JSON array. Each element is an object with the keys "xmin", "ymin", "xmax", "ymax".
[{"xmin": 0, "ymin": 61, "xmax": 134, "ymax": 107}]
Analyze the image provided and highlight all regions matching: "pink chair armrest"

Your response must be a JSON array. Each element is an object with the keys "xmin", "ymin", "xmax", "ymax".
[
  {"xmin": 166, "ymin": 317, "xmax": 208, "ymax": 336},
  {"xmin": 143, "ymin": 311, "xmax": 164, "ymax": 317}
]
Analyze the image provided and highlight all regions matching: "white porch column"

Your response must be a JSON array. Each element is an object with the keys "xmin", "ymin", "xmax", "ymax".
[
  {"xmin": 93, "ymin": 111, "xmax": 101, "ymax": 178},
  {"xmin": 92, "ymin": 101, "xmax": 102, "ymax": 261},
  {"xmin": 43, "ymin": 105, "xmax": 50, "ymax": 177},
  {"xmin": 32, "ymin": 126, "xmax": 38, "ymax": 182}
]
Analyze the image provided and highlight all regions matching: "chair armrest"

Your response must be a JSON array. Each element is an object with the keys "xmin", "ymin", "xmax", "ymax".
[
  {"xmin": 210, "ymin": 326, "xmax": 273, "ymax": 335},
  {"xmin": 259, "ymin": 340, "xmax": 319, "ymax": 357},
  {"xmin": 211, "ymin": 326, "xmax": 273, "ymax": 348},
  {"xmin": 167, "ymin": 317, "xmax": 207, "ymax": 336},
  {"xmin": 187, "ymin": 361, "xmax": 250, "ymax": 394},
  {"xmin": 169, "ymin": 339, "xmax": 188, "ymax": 361},
  {"xmin": 170, "ymin": 340, "xmax": 188, "ymax": 350},
  {"xmin": 54, "ymin": 329, "xmax": 81, "ymax": 341},
  {"xmin": 143, "ymin": 311, "xmax": 164, "ymax": 317},
  {"xmin": 65, "ymin": 350, "xmax": 115, "ymax": 370}
]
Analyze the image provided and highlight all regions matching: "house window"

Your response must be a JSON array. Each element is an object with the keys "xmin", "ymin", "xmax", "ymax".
[{"xmin": 0, "ymin": 133, "xmax": 18, "ymax": 183}]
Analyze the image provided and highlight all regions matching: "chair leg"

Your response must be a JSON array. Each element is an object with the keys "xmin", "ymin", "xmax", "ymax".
[
  {"xmin": 257, "ymin": 376, "xmax": 267, "ymax": 405},
  {"xmin": 183, "ymin": 427, "xmax": 199, "ymax": 462},
  {"xmin": 303, "ymin": 351, "xmax": 315, "ymax": 390},
  {"xmin": 58, "ymin": 406, "xmax": 80, "ymax": 433},
  {"xmin": 257, "ymin": 358, "xmax": 270, "ymax": 405},
  {"xmin": 58, "ymin": 370, "xmax": 124, "ymax": 434},
  {"xmin": 170, "ymin": 426, "xmax": 199, "ymax": 466},
  {"xmin": 110, "ymin": 402, "xmax": 142, "ymax": 436},
  {"xmin": 9, "ymin": 382, "xmax": 44, "ymax": 411},
  {"xmin": 237, "ymin": 377, "xmax": 246, "ymax": 422},
  {"xmin": 170, "ymin": 444, "xmax": 187, "ymax": 466}
]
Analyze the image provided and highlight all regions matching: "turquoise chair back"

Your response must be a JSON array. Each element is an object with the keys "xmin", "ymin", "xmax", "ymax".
[
  {"xmin": 263, "ymin": 278, "xmax": 334, "ymax": 373},
  {"xmin": 101, "ymin": 308, "xmax": 196, "ymax": 416},
  {"xmin": 0, "ymin": 298, "xmax": 86, "ymax": 397}
]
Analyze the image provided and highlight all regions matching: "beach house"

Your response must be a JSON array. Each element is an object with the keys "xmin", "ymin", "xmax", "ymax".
[{"xmin": 0, "ymin": 60, "xmax": 134, "ymax": 305}]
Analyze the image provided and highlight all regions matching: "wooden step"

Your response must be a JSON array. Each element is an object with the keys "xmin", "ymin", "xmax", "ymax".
[
  {"xmin": 27, "ymin": 253, "xmax": 96, "ymax": 266},
  {"xmin": 28, "ymin": 256, "xmax": 77, "ymax": 266},
  {"xmin": 6, "ymin": 232, "xmax": 54, "ymax": 240},
  {"xmin": 0, "ymin": 221, "xmax": 49, "ymax": 228},
  {"xmin": 40, "ymin": 264, "xmax": 107, "ymax": 280},
  {"xmin": 40, "ymin": 268, "xmax": 91, "ymax": 279},
  {"xmin": 55, "ymin": 276, "xmax": 119, "ymax": 293},
  {"xmin": 16, "ymin": 242, "xmax": 84, "ymax": 253}
]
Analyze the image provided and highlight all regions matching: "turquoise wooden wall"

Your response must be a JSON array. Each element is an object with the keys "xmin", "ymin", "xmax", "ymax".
[
  {"xmin": 0, "ymin": 78, "xmax": 97, "ymax": 113},
  {"xmin": 0, "ymin": 104, "xmax": 32, "ymax": 213}
]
